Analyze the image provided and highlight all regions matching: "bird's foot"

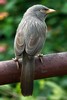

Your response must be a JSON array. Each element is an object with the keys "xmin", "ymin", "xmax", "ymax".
[
  {"xmin": 37, "ymin": 54, "xmax": 44, "ymax": 63},
  {"xmin": 12, "ymin": 57, "xmax": 20, "ymax": 69}
]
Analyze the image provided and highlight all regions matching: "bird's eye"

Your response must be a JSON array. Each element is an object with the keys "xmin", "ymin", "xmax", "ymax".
[
  {"xmin": 40, "ymin": 9, "xmax": 45, "ymax": 13},
  {"xmin": 40, "ymin": 8, "xmax": 49, "ymax": 13}
]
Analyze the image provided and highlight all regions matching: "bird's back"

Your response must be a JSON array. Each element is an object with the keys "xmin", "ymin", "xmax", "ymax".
[
  {"xmin": 14, "ymin": 15, "xmax": 47, "ymax": 57},
  {"xmin": 23, "ymin": 16, "xmax": 47, "ymax": 55}
]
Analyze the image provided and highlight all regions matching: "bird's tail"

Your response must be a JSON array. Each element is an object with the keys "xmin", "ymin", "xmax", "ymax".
[{"xmin": 20, "ymin": 51, "xmax": 35, "ymax": 96}]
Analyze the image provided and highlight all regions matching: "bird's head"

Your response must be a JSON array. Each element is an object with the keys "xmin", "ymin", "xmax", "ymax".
[{"xmin": 24, "ymin": 4, "xmax": 56, "ymax": 21}]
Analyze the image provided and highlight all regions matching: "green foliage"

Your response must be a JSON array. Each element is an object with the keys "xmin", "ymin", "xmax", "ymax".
[{"xmin": 0, "ymin": 0, "xmax": 67, "ymax": 99}]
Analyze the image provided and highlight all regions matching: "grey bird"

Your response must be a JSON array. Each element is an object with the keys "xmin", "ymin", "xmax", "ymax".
[{"xmin": 14, "ymin": 4, "xmax": 55, "ymax": 96}]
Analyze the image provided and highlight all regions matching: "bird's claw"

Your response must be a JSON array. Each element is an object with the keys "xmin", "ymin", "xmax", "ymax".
[
  {"xmin": 37, "ymin": 54, "xmax": 44, "ymax": 63},
  {"xmin": 12, "ymin": 58, "xmax": 20, "ymax": 69}
]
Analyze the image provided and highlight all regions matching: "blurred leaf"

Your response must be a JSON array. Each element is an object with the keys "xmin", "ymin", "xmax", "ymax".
[
  {"xmin": 46, "ymin": 81, "xmax": 66, "ymax": 100},
  {"xmin": 39, "ymin": 80, "xmax": 45, "ymax": 90},
  {"xmin": 3, "ymin": 24, "xmax": 13, "ymax": 38},
  {"xmin": 61, "ymin": 3, "xmax": 67, "ymax": 13},
  {"xmin": 5, "ymin": 1, "xmax": 16, "ymax": 11}
]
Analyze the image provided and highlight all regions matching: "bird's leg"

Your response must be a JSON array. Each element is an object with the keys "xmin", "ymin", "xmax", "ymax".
[
  {"xmin": 37, "ymin": 54, "xmax": 44, "ymax": 63},
  {"xmin": 12, "ymin": 57, "xmax": 20, "ymax": 69}
]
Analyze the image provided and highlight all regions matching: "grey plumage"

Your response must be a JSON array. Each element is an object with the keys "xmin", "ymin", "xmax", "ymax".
[
  {"xmin": 14, "ymin": 5, "xmax": 47, "ymax": 57},
  {"xmin": 14, "ymin": 4, "xmax": 55, "ymax": 96}
]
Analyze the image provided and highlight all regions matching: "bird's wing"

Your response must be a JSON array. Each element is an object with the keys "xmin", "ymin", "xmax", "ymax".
[
  {"xmin": 25, "ymin": 20, "xmax": 46, "ymax": 55},
  {"xmin": 14, "ymin": 20, "xmax": 25, "ymax": 57},
  {"xmin": 14, "ymin": 32, "xmax": 24, "ymax": 57}
]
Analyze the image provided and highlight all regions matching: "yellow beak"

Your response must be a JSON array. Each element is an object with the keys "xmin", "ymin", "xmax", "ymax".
[{"xmin": 46, "ymin": 9, "xmax": 56, "ymax": 14}]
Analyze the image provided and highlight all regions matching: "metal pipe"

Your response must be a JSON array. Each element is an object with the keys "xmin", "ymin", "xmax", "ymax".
[{"xmin": 0, "ymin": 52, "xmax": 67, "ymax": 85}]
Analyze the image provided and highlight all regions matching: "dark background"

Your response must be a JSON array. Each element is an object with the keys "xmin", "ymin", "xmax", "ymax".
[{"xmin": 0, "ymin": 0, "xmax": 67, "ymax": 99}]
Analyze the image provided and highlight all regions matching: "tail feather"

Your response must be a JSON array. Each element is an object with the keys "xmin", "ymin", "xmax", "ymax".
[{"xmin": 20, "ymin": 51, "xmax": 35, "ymax": 96}]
